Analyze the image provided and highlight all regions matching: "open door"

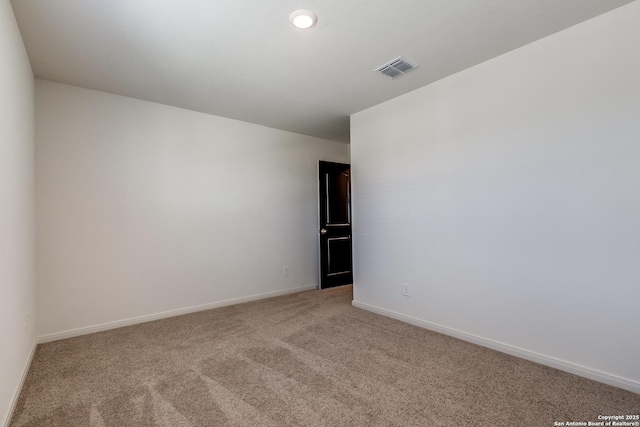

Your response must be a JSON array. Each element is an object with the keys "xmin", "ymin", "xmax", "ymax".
[{"xmin": 318, "ymin": 161, "xmax": 353, "ymax": 289}]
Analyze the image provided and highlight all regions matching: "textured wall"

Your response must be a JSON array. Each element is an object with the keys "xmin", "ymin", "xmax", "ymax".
[
  {"xmin": 0, "ymin": 1, "xmax": 36, "ymax": 425},
  {"xmin": 351, "ymin": 2, "xmax": 640, "ymax": 390},
  {"xmin": 36, "ymin": 80, "xmax": 348, "ymax": 338}
]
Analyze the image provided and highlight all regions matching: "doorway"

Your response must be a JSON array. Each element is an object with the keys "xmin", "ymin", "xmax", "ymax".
[{"xmin": 318, "ymin": 161, "xmax": 353, "ymax": 289}]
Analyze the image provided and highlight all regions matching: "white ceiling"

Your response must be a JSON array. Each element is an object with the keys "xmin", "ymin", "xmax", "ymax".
[{"xmin": 11, "ymin": 0, "xmax": 634, "ymax": 143}]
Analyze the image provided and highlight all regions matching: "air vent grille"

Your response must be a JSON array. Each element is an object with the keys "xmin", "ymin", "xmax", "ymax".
[{"xmin": 374, "ymin": 56, "xmax": 419, "ymax": 79}]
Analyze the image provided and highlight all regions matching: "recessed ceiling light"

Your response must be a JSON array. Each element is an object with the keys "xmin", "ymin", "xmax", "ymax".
[{"xmin": 289, "ymin": 10, "xmax": 317, "ymax": 29}]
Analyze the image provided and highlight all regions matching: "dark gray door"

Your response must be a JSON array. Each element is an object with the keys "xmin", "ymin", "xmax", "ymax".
[{"xmin": 318, "ymin": 161, "xmax": 352, "ymax": 288}]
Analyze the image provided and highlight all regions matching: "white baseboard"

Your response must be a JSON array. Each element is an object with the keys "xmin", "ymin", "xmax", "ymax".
[
  {"xmin": 352, "ymin": 300, "xmax": 640, "ymax": 395},
  {"xmin": 37, "ymin": 285, "xmax": 317, "ymax": 344},
  {"xmin": 4, "ymin": 340, "xmax": 37, "ymax": 427}
]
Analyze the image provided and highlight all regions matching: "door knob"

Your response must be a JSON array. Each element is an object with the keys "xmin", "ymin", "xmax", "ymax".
[{"xmin": 320, "ymin": 228, "xmax": 327, "ymax": 235}]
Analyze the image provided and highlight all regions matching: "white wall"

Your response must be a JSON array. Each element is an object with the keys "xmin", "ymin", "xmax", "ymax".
[
  {"xmin": 0, "ymin": 1, "xmax": 36, "ymax": 425},
  {"xmin": 36, "ymin": 80, "xmax": 349, "ymax": 339},
  {"xmin": 351, "ymin": 2, "xmax": 640, "ymax": 392}
]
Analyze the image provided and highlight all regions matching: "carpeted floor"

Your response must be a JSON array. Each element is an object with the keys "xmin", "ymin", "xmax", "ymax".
[{"xmin": 10, "ymin": 285, "xmax": 639, "ymax": 426}]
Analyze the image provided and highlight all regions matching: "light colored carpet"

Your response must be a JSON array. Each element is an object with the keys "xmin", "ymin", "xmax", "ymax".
[{"xmin": 10, "ymin": 285, "xmax": 639, "ymax": 426}]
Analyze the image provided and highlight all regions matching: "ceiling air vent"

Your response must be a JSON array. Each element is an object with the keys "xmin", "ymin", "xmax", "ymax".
[{"xmin": 374, "ymin": 56, "xmax": 419, "ymax": 79}]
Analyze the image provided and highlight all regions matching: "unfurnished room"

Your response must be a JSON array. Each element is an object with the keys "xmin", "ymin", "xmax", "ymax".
[{"xmin": 1, "ymin": 0, "xmax": 639, "ymax": 426}]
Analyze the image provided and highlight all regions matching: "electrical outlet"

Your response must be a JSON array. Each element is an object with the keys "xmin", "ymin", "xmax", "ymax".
[
  {"xmin": 402, "ymin": 283, "xmax": 410, "ymax": 297},
  {"xmin": 283, "ymin": 266, "xmax": 290, "ymax": 276}
]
